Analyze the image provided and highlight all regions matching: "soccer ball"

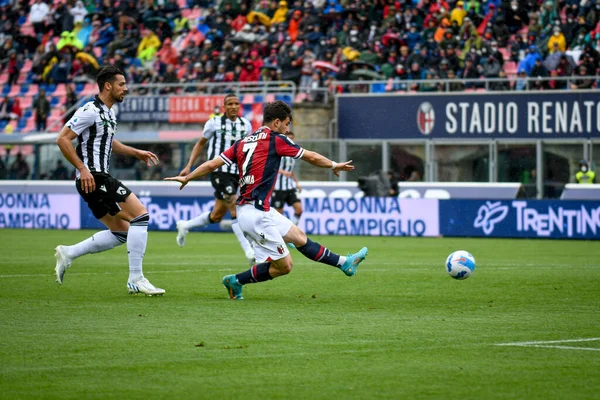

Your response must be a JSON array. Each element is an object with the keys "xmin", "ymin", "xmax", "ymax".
[{"xmin": 445, "ymin": 250, "xmax": 476, "ymax": 280}]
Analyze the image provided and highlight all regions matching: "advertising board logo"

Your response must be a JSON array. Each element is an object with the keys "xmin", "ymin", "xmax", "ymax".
[
  {"xmin": 473, "ymin": 201, "xmax": 509, "ymax": 235},
  {"xmin": 416, "ymin": 102, "xmax": 435, "ymax": 135}
]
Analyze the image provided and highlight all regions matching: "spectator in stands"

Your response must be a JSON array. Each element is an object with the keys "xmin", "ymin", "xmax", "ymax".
[
  {"xmin": 569, "ymin": 65, "xmax": 595, "ymax": 89},
  {"xmin": 8, "ymin": 153, "xmax": 29, "ymax": 180},
  {"xmin": 506, "ymin": 0, "xmax": 529, "ymax": 33},
  {"xmin": 33, "ymin": 89, "xmax": 50, "ymax": 132},
  {"xmin": 10, "ymin": 98, "xmax": 22, "ymax": 120},
  {"xmin": 548, "ymin": 26, "xmax": 567, "ymax": 53},
  {"xmin": 0, "ymin": 156, "xmax": 6, "ymax": 180},
  {"xmin": 63, "ymin": 85, "xmax": 78, "ymax": 124},
  {"xmin": 51, "ymin": 160, "xmax": 69, "ymax": 180},
  {"xmin": 0, "ymin": 96, "xmax": 11, "ymax": 121},
  {"xmin": 7, "ymin": 50, "xmax": 19, "ymax": 86},
  {"xmin": 530, "ymin": 58, "xmax": 550, "ymax": 90},
  {"xmin": 70, "ymin": 1, "xmax": 88, "ymax": 25},
  {"xmin": 137, "ymin": 29, "xmax": 161, "ymax": 64},
  {"xmin": 491, "ymin": 70, "xmax": 512, "ymax": 91},
  {"xmin": 29, "ymin": 0, "xmax": 50, "ymax": 36}
]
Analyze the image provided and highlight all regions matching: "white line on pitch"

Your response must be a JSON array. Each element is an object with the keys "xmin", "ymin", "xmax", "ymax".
[
  {"xmin": 514, "ymin": 345, "xmax": 600, "ymax": 352},
  {"xmin": 496, "ymin": 338, "xmax": 600, "ymax": 346}
]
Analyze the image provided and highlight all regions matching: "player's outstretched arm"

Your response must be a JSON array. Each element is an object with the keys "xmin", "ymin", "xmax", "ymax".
[
  {"xmin": 301, "ymin": 150, "xmax": 354, "ymax": 177},
  {"xmin": 164, "ymin": 157, "xmax": 225, "ymax": 190},
  {"xmin": 112, "ymin": 139, "xmax": 159, "ymax": 167},
  {"xmin": 180, "ymin": 137, "xmax": 208, "ymax": 176},
  {"xmin": 56, "ymin": 126, "xmax": 96, "ymax": 193}
]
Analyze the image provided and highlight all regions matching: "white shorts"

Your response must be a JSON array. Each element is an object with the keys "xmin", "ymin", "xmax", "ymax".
[{"xmin": 236, "ymin": 204, "xmax": 293, "ymax": 263}]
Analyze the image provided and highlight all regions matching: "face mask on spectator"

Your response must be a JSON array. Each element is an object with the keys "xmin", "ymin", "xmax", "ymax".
[{"xmin": 511, "ymin": 4, "xmax": 517, "ymax": 10}]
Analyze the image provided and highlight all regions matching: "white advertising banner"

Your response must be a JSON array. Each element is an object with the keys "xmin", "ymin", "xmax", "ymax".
[
  {"xmin": 0, "ymin": 193, "xmax": 81, "ymax": 229},
  {"xmin": 295, "ymin": 197, "xmax": 440, "ymax": 237}
]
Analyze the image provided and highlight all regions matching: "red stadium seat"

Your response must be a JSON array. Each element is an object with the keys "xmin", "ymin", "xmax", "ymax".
[
  {"xmin": 20, "ymin": 96, "xmax": 33, "ymax": 109},
  {"xmin": 498, "ymin": 47, "xmax": 510, "ymax": 61},
  {"xmin": 504, "ymin": 61, "xmax": 518, "ymax": 76},
  {"xmin": 8, "ymin": 84, "xmax": 20, "ymax": 97},
  {"xmin": 53, "ymin": 83, "xmax": 67, "ymax": 97},
  {"xmin": 25, "ymin": 84, "xmax": 38, "ymax": 97}
]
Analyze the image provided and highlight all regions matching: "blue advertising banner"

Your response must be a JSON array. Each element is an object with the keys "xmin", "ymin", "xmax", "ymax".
[
  {"xmin": 338, "ymin": 92, "xmax": 600, "ymax": 139},
  {"xmin": 80, "ymin": 196, "xmax": 441, "ymax": 237},
  {"xmin": 440, "ymin": 200, "xmax": 600, "ymax": 239},
  {"xmin": 116, "ymin": 96, "xmax": 170, "ymax": 122},
  {"xmin": 80, "ymin": 196, "xmax": 222, "ymax": 231}
]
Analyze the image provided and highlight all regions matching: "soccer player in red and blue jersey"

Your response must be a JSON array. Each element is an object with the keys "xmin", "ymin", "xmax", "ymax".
[{"xmin": 165, "ymin": 101, "xmax": 368, "ymax": 300}]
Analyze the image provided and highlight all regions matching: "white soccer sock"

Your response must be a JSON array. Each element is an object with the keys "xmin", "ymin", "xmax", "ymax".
[
  {"xmin": 128, "ymin": 213, "xmax": 149, "ymax": 282},
  {"xmin": 292, "ymin": 213, "xmax": 301, "ymax": 225},
  {"xmin": 337, "ymin": 256, "xmax": 347, "ymax": 266},
  {"xmin": 66, "ymin": 230, "xmax": 125, "ymax": 260},
  {"xmin": 231, "ymin": 219, "xmax": 254, "ymax": 258},
  {"xmin": 183, "ymin": 211, "xmax": 212, "ymax": 229}
]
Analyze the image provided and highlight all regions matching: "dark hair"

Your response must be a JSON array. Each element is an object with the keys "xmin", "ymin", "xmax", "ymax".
[
  {"xmin": 223, "ymin": 93, "xmax": 238, "ymax": 104},
  {"xmin": 96, "ymin": 66, "xmax": 125, "ymax": 92},
  {"xmin": 263, "ymin": 101, "xmax": 292, "ymax": 123}
]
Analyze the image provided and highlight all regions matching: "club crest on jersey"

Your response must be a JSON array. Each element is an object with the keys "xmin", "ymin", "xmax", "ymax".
[{"xmin": 277, "ymin": 244, "xmax": 285, "ymax": 254}]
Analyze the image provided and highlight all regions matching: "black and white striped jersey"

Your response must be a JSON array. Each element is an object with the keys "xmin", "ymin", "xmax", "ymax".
[
  {"xmin": 66, "ymin": 96, "xmax": 117, "ymax": 178},
  {"xmin": 274, "ymin": 156, "xmax": 297, "ymax": 191},
  {"xmin": 202, "ymin": 114, "xmax": 252, "ymax": 174}
]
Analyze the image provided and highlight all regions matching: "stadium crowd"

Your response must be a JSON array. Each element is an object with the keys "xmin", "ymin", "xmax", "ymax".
[{"xmin": 1, "ymin": 0, "xmax": 600, "ymax": 94}]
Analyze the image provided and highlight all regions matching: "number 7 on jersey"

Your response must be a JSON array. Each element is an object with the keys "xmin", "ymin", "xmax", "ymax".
[{"xmin": 242, "ymin": 142, "xmax": 257, "ymax": 176}]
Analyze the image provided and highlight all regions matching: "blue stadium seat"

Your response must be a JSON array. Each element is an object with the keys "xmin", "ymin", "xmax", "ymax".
[
  {"xmin": 24, "ymin": 109, "xmax": 32, "ymax": 118},
  {"xmin": 371, "ymin": 83, "xmax": 386, "ymax": 93},
  {"xmin": 75, "ymin": 83, "xmax": 85, "ymax": 92},
  {"xmin": 0, "ymin": 120, "xmax": 7, "ymax": 130},
  {"xmin": 1, "ymin": 85, "xmax": 10, "ymax": 95},
  {"xmin": 50, "ymin": 97, "xmax": 60, "ymax": 106},
  {"xmin": 254, "ymin": 95, "xmax": 263, "ymax": 103},
  {"xmin": 46, "ymin": 84, "xmax": 56, "ymax": 94},
  {"xmin": 20, "ymin": 84, "xmax": 29, "ymax": 95}
]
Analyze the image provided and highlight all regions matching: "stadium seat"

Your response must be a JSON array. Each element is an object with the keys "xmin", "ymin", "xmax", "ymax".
[
  {"xmin": 19, "ymin": 84, "xmax": 29, "ymax": 95},
  {"xmin": 0, "ymin": 71, "xmax": 7, "ymax": 85},
  {"xmin": 24, "ymin": 117, "xmax": 36, "ymax": 133},
  {"xmin": 294, "ymin": 93, "xmax": 307, "ymax": 103},
  {"xmin": 53, "ymin": 83, "xmax": 67, "ymax": 97},
  {"xmin": 504, "ymin": 61, "xmax": 518, "ymax": 76},
  {"xmin": 21, "ymin": 60, "xmax": 32, "ymax": 74},
  {"xmin": 75, "ymin": 82, "xmax": 85, "ymax": 92},
  {"xmin": 25, "ymin": 84, "xmax": 38, "ymax": 97},
  {"xmin": 20, "ymin": 96, "xmax": 33, "ymax": 109},
  {"xmin": 499, "ymin": 47, "xmax": 510, "ymax": 61},
  {"xmin": 8, "ymin": 85, "xmax": 20, "ymax": 97},
  {"xmin": 0, "ymin": 120, "xmax": 7, "ymax": 131},
  {"xmin": 264, "ymin": 94, "xmax": 275, "ymax": 103},
  {"xmin": 2, "ymin": 85, "xmax": 10, "ymax": 95},
  {"xmin": 46, "ymin": 84, "xmax": 57, "ymax": 94},
  {"xmin": 177, "ymin": 0, "xmax": 187, "ymax": 8},
  {"xmin": 50, "ymin": 97, "xmax": 60, "ymax": 107},
  {"xmin": 242, "ymin": 95, "xmax": 254, "ymax": 104}
]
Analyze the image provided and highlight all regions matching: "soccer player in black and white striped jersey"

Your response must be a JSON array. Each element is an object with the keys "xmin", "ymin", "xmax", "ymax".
[
  {"xmin": 54, "ymin": 66, "xmax": 165, "ymax": 296},
  {"xmin": 271, "ymin": 131, "xmax": 303, "ymax": 226},
  {"xmin": 175, "ymin": 94, "xmax": 255, "ymax": 265}
]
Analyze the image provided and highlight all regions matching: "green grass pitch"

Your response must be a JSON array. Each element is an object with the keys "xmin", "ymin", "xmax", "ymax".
[{"xmin": 1, "ymin": 229, "xmax": 599, "ymax": 399}]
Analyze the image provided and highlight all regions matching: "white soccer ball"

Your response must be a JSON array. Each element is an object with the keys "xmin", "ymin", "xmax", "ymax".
[{"xmin": 445, "ymin": 250, "xmax": 476, "ymax": 280}]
